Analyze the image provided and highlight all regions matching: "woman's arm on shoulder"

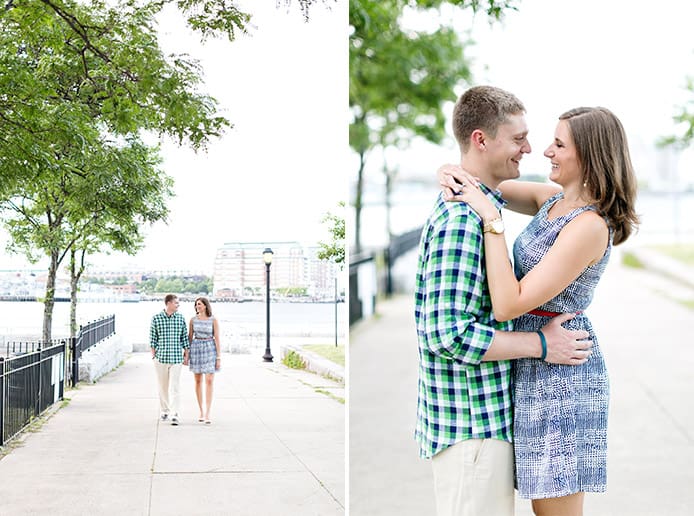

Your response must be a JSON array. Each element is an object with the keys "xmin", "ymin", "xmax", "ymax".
[
  {"xmin": 498, "ymin": 180, "xmax": 561, "ymax": 216},
  {"xmin": 485, "ymin": 210, "xmax": 609, "ymax": 321},
  {"xmin": 437, "ymin": 164, "xmax": 560, "ymax": 216}
]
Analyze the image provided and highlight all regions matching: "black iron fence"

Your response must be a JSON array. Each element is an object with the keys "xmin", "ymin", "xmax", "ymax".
[
  {"xmin": 71, "ymin": 315, "xmax": 116, "ymax": 386},
  {"xmin": 0, "ymin": 341, "xmax": 66, "ymax": 446},
  {"xmin": 1, "ymin": 314, "xmax": 116, "ymax": 446}
]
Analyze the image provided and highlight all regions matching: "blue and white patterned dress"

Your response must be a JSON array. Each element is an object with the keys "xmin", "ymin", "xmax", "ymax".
[
  {"xmin": 189, "ymin": 317, "xmax": 218, "ymax": 374},
  {"xmin": 512, "ymin": 192, "xmax": 611, "ymax": 499}
]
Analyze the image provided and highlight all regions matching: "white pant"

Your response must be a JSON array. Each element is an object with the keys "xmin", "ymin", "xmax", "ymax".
[
  {"xmin": 153, "ymin": 360, "xmax": 182, "ymax": 416},
  {"xmin": 432, "ymin": 438, "xmax": 514, "ymax": 516}
]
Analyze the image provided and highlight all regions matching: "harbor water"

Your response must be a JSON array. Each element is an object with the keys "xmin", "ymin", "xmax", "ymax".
[{"xmin": 0, "ymin": 299, "xmax": 346, "ymax": 353}]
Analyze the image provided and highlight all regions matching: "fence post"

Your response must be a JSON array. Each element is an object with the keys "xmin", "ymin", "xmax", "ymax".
[
  {"xmin": 0, "ymin": 357, "xmax": 5, "ymax": 446},
  {"xmin": 36, "ymin": 346, "xmax": 43, "ymax": 417},
  {"xmin": 71, "ymin": 336, "xmax": 79, "ymax": 387},
  {"xmin": 384, "ymin": 247, "xmax": 393, "ymax": 296},
  {"xmin": 60, "ymin": 340, "xmax": 66, "ymax": 399}
]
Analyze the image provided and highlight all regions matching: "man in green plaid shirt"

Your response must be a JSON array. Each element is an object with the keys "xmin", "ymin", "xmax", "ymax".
[
  {"xmin": 150, "ymin": 294, "xmax": 190, "ymax": 426},
  {"xmin": 415, "ymin": 86, "xmax": 591, "ymax": 516}
]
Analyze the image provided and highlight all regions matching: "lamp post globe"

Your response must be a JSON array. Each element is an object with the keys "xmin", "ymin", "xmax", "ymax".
[{"xmin": 262, "ymin": 248, "xmax": 274, "ymax": 362}]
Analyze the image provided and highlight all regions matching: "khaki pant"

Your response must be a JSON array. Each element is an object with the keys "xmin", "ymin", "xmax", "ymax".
[
  {"xmin": 432, "ymin": 439, "xmax": 514, "ymax": 516},
  {"xmin": 153, "ymin": 359, "xmax": 182, "ymax": 416}
]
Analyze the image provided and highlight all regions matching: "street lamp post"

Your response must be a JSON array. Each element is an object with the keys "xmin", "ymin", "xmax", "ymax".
[{"xmin": 262, "ymin": 248, "xmax": 274, "ymax": 362}]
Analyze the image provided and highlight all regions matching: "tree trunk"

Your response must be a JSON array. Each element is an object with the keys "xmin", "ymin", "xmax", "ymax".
[
  {"xmin": 354, "ymin": 150, "xmax": 366, "ymax": 256},
  {"xmin": 69, "ymin": 249, "xmax": 79, "ymax": 338},
  {"xmin": 384, "ymin": 162, "xmax": 394, "ymax": 241},
  {"xmin": 42, "ymin": 251, "xmax": 59, "ymax": 343}
]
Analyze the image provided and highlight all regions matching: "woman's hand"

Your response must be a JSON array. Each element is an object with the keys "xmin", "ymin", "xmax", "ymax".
[
  {"xmin": 437, "ymin": 164, "xmax": 499, "ymax": 222},
  {"xmin": 437, "ymin": 164, "xmax": 480, "ymax": 201}
]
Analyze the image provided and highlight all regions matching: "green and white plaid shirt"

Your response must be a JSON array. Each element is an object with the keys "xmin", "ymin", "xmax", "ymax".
[
  {"xmin": 150, "ymin": 311, "xmax": 189, "ymax": 364},
  {"xmin": 414, "ymin": 187, "xmax": 514, "ymax": 459}
]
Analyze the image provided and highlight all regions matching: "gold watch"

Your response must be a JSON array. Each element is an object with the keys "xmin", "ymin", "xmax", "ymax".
[{"xmin": 483, "ymin": 217, "xmax": 504, "ymax": 234}]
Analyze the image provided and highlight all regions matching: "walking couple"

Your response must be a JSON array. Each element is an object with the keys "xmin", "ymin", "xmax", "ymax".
[
  {"xmin": 150, "ymin": 294, "xmax": 222, "ymax": 425},
  {"xmin": 415, "ymin": 86, "xmax": 639, "ymax": 515}
]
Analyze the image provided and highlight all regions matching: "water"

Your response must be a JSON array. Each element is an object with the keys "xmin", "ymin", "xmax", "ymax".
[
  {"xmin": 0, "ymin": 300, "xmax": 347, "ymax": 349},
  {"xmin": 353, "ymin": 183, "xmax": 694, "ymax": 249}
]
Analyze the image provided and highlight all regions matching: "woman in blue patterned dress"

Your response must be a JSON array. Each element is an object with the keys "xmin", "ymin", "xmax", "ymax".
[
  {"xmin": 188, "ymin": 297, "xmax": 221, "ymax": 424},
  {"xmin": 440, "ymin": 107, "xmax": 639, "ymax": 515}
]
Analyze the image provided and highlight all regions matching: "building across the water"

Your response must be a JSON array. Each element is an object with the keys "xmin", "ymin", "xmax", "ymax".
[{"xmin": 212, "ymin": 241, "xmax": 339, "ymax": 299}]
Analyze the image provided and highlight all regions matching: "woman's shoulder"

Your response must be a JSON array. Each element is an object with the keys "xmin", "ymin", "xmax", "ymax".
[{"xmin": 540, "ymin": 191, "xmax": 563, "ymax": 209}]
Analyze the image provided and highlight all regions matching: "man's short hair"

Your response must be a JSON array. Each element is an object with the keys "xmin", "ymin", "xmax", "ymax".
[
  {"xmin": 164, "ymin": 294, "xmax": 178, "ymax": 304},
  {"xmin": 452, "ymin": 85, "xmax": 525, "ymax": 151}
]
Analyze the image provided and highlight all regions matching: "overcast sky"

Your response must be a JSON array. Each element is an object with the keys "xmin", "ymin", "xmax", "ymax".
[{"xmin": 1, "ymin": 0, "xmax": 347, "ymax": 274}]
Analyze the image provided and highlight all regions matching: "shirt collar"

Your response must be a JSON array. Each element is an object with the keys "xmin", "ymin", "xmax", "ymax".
[{"xmin": 479, "ymin": 183, "xmax": 508, "ymax": 211}]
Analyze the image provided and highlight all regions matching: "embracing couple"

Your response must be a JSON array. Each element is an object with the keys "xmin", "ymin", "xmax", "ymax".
[{"xmin": 414, "ymin": 86, "xmax": 639, "ymax": 516}]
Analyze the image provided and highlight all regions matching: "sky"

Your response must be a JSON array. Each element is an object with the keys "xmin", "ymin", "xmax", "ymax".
[
  {"xmin": 355, "ymin": 0, "xmax": 694, "ymax": 187},
  {"xmin": 0, "ymin": 0, "xmax": 348, "ymax": 274}
]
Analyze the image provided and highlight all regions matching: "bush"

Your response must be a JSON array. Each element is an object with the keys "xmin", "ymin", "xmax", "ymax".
[{"xmin": 282, "ymin": 350, "xmax": 306, "ymax": 370}]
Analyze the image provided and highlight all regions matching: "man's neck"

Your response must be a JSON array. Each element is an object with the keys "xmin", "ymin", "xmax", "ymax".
[
  {"xmin": 460, "ymin": 156, "xmax": 500, "ymax": 190},
  {"xmin": 165, "ymin": 309, "xmax": 176, "ymax": 316}
]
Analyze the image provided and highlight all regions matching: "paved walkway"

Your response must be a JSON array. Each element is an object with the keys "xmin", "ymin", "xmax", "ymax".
[
  {"xmin": 350, "ymin": 257, "xmax": 694, "ymax": 516},
  {"xmin": 0, "ymin": 353, "xmax": 344, "ymax": 515}
]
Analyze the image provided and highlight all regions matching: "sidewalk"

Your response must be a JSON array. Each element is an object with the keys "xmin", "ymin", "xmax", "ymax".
[
  {"xmin": 349, "ymin": 259, "xmax": 694, "ymax": 516},
  {"xmin": 0, "ymin": 352, "xmax": 345, "ymax": 516}
]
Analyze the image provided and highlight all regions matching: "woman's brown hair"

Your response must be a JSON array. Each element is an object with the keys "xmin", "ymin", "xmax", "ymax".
[
  {"xmin": 195, "ymin": 297, "xmax": 212, "ymax": 317},
  {"xmin": 560, "ymin": 107, "xmax": 640, "ymax": 245}
]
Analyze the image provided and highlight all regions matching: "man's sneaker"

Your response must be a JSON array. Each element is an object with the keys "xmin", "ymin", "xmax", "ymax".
[
  {"xmin": 160, "ymin": 413, "xmax": 169, "ymax": 421},
  {"xmin": 171, "ymin": 415, "xmax": 179, "ymax": 426}
]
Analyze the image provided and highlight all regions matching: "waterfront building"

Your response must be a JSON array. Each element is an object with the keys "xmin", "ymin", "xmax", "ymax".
[{"xmin": 212, "ymin": 241, "xmax": 339, "ymax": 299}]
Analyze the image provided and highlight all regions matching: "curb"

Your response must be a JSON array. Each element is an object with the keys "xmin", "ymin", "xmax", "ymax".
[
  {"xmin": 627, "ymin": 246, "xmax": 694, "ymax": 291},
  {"xmin": 279, "ymin": 344, "xmax": 345, "ymax": 383}
]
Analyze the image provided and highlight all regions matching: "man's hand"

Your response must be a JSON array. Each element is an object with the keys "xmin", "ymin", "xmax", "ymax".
[{"xmin": 541, "ymin": 313, "xmax": 592, "ymax": 365}]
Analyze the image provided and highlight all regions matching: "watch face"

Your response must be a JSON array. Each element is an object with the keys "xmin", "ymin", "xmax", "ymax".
[{"xmin": 492, "ymin": 219, "xmax": 504, "ymax": 233}]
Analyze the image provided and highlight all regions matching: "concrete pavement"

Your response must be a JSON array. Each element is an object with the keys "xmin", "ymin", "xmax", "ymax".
[
  {"xmin": 349, "ymin": 256, "xmax": 694, "ymax": 516},
  {"xmin": 0, "ymin": 352, "xmax": 344, "ymax": 516}
]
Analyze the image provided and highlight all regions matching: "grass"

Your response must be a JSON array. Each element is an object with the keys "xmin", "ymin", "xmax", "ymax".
[
  {"xmin": 0, "ymin": 398, "xmax": 71, "ymax": 458},
  {"xmin": 622, "ymin": 251, "xmax": 645, "ymax": 269},
  {"xmin": 315, "ymin": 388, "xmax": 345, "ymax": 404},
  {"xmin": 302, "ymin": 343, "xmax": 345, "ymax": 367},
  {"xmin": 649, "ymin": 244, "xmax": 694, "ymax": 266}
]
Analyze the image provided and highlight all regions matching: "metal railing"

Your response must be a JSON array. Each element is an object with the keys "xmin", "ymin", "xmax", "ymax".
[
  {"xmin": 349, "ymin": 225, "xmax": 423, "ymax": 325},
  {"xmin": 0, "ymin": 341, "xmax": 66, "ymax": 445},
  {"xmin": 71, "ymin": 315, "xmax": 116, "ymax": 386},
  {"xmin": 1, "ymin": 314, "xmax": 116, "ymax": 446}
]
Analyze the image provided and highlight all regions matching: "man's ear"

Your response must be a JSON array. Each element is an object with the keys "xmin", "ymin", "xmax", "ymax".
[{"xmin": 471, "ymin": 129, "xmax": 486, "ymax": 150}]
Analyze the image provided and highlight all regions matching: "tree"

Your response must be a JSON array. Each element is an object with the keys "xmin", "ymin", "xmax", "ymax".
[
  {"xmin": 318, "ymin": 202, "xmax": 345, "ymax": 268},
  {"xmin": 0, "ymin": 0, "xmax": 337, "ymax": 340},
  {"xmin": 349, "ymin": 0, "xmax": 518, "ymax": 254},
  {"xmin": 0, "ymin": 1, "xmax": 219, "ymax": 340},
  {"xmin": 661, "ymin": 77, "xmax": 694, "ymax": 148},
  {"xmin": 66, "ymin": 141, "xmax": 172, "ymax": 337}
]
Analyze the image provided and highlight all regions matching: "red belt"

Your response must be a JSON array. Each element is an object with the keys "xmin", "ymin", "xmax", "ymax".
[{"xmin": 528, "ymin": 309, "xmax": 583, "ymax": 317}]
